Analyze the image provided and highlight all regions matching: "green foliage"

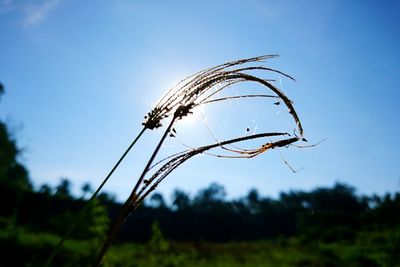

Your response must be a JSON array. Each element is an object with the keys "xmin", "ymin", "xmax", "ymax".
[
  {"xmin": 0, "ymin": 195, "xmax": 399, "ymax": 266},
  {"xmin": 49, "ymin": 198, "xmax": 110, "ymax": 241},
  {"xmin": 148, "ymin": 221, "xmax": 169, "ymax": 252},
  {"xmin": 0, "ymin": 228, "xmax": 96, "ymax": 267},
  {"xmin": 86, "ymin": 199, "xmax": 110, "ymax": 242},
  {"xmin": 0, "ymin": 121, "xmax": 32, "ymax": 190},
  {"xmin": 103, "ymin": 232, "xmax": 400, "ymax": 267},
  {"xmin": 0, "ymin": 86, "xmax": 32, "ymax": 230}
]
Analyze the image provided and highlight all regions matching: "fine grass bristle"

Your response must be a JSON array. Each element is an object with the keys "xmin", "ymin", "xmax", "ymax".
[
  {"xmin": 93, "ymin": 55, "xmax": 306, "ymax": 267},
  {"xmin": 142, "ymin": 54, "xmax": 302, "ymax": 137},
  {"xmin": 38, "ymin": 55, "xmax": 307, "ymax": 267}
]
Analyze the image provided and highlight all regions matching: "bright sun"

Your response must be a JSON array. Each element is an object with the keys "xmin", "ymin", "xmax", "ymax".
[{"xmin": 179, "ymin": 105, "xmax": 205, "ymax": 125}]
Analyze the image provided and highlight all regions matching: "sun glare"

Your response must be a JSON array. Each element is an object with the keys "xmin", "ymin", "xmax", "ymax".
[{"xmin": 179, "ymin": 104, "xmax": 205, "ymax": 125}]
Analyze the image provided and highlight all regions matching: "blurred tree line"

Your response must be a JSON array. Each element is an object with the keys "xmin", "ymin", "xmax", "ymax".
[{"xmin": 120, "ymin": 182, "xmax": 400, "ymax": 243}]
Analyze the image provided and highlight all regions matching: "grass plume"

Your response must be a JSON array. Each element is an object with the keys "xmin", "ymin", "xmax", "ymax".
[
  {"xmin": 93, "ymin": 55, "xmax": 306, "ymax": 266},
  {"xmin": 43, "ymin": 55, "xmax": 306, "ymax": 267}
]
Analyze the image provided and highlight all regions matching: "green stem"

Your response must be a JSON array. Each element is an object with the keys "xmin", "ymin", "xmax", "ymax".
[
  {"xmin": 43, "ymin": 127, "xmax": 146, "ymax": 267},
  {"xmin": 94, "ymin": 117, "xmax": 177, "ymax": 267}
]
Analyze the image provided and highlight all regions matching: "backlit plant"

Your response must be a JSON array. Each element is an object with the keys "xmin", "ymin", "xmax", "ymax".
[{"xmin": 45, "ymin": 55, "xmax": 306, "ymax": 267}]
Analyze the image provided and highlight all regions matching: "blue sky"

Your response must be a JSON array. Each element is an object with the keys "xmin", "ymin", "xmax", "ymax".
[{"xmin": 0, "ymin": 0, "xmax": 399, "ymax": 201}]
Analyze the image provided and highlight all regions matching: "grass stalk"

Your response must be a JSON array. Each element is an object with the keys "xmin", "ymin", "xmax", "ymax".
[
  {"xmin": 94, "ymin": 116, "xmax": 178, "ymax": 267},
  {"xmin": 43, "ymin": 127, "xmax": 146, "ymax": 267}
]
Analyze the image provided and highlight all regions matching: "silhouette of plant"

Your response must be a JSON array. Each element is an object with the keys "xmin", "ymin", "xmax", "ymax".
[
  {"xmin": 93, "ymin": 55, "xmax": 306, "ymax": 266},
  {"xmin": 45, "ymin": 55, "xmax": 306, "ymax": 266}
]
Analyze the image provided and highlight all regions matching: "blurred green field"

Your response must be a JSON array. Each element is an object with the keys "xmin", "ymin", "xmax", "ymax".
[
  {"xmin": 1, "ymin": 226, "xmax": 398, "ymax": 267},
  {"xmin": 85, "ymin": 229, "xmax": 400, "ymax": 267}
]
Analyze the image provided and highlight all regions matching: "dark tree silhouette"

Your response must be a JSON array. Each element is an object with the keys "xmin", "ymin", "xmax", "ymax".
[
  {"xmin": 0, "ymin": 82, "xmax": 4, "ymax": 100},
  {"xmin": 0, "ymin": 83, "xmax": 31, "ymax": 190},
  {"xmin": 55, "ymin": 178, "xmax": 72, "ymax": 199},
  {"xmin": 172, "ymin": 189, "xmax": 190, "ymax": 211},
  {"xmin": 81, "ymin": 182, "xmax": 93, "ymax": 199},
  {"xmin": 150, "ymin": 192, "xmax": 166, "ymax": 209},
  {"xmin": 39, "ymin": 184, "xmax": 53, "ymax": 195},
  {"xmin": 246, "ymin": 188, "xmax": 261, "ymax": 214},
  {"xmin": 195, "ymin": 183, "xmax": 226, "ymax": 203}
]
